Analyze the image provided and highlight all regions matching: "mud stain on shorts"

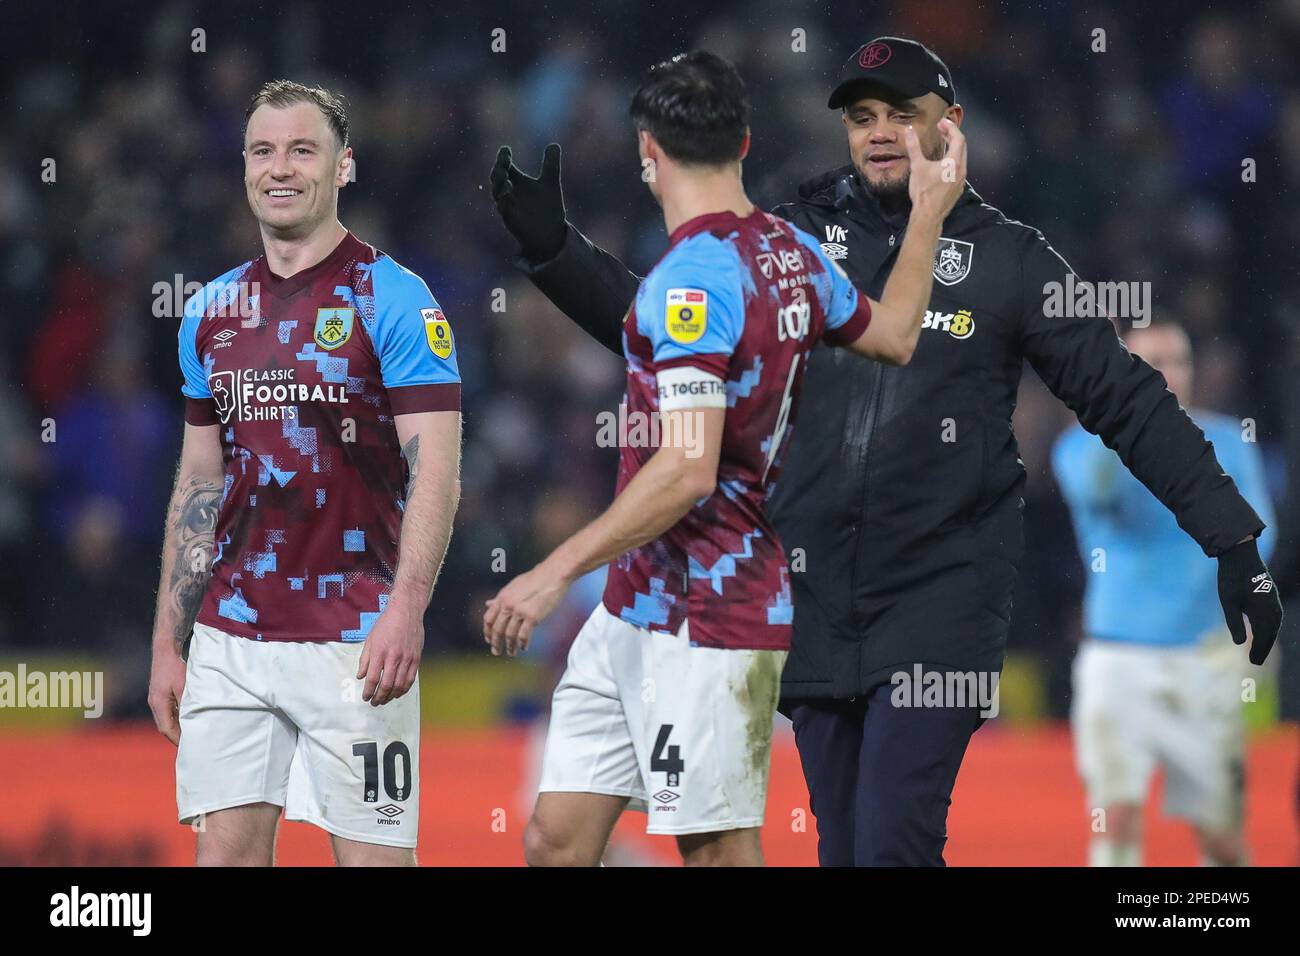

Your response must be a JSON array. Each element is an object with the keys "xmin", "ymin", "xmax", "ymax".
[{"xmin": 733, "ymin": 651, "xmax": 784, "ymax": 776}]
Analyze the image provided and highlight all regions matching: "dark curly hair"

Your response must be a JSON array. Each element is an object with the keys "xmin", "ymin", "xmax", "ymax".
[{"xmin": 629, "ymin": 51, "xmax": 750, "ymax": 166}]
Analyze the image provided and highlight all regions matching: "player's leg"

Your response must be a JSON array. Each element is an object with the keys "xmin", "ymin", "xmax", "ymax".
[
  {"xmin": 677, "ymin": 826, "xmax": 763, "ymax": 866},
  {"xmin": 787, "ymin": 698, "xmax": 866, "ymax": 866},
  {"xmin": 525, "ymin": 792, "xmax": 629, "ymax": 866},
  {"xmin": 277, "ymin": 639, "xmax": 421, "ymax": 860},
  {"xmin": 1166, "ymin": 731, "xmax": 1246, "ymax": 866},
  {"xmin": 176, "ymin": 624, "xmax": 297, "ymax": 866},
  {"xmin": 1071, "ymin": 639, "xmax": 1155, "ymax": 866},
  {"xmin": 530, "ymin": 605, "xmax": 644, "ymax": 866},
  {"xmin": 1165, "ymin": 638, "xmax": 1247, "ymax": 866},
  {"xmin": 854, "ymin": 673, "xmax": 982, "ymax": 866},
  {"xmin": 625, "ymin": 620, "xmax": 786, "ymax": 865},
  {"xmin": 1194, "ymin": 825, "xmax": 1245, "ymax": 866},
  {"xmin": 1094, "ymin": 803, "xmax": 1143, "ymax": 866},
  {"xmin": 330, "ymin": 835, "xmax": 418, "ymax": 866},
  {"xmin": 196, "ymin": 803, "xmax": 283, "ymax": 866}
]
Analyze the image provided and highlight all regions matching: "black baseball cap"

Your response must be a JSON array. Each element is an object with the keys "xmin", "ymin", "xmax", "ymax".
[{"xmin": 827, "ymin": 37, "xmax": 956, "ymax": 109}]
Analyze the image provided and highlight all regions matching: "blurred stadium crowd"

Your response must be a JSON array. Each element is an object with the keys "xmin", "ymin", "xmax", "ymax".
[{"xmin": 1, "ymin": 0, "xmax": 1298, "ymax": 720}]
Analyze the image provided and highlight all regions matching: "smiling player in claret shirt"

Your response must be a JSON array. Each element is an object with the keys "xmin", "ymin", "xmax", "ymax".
[{"xmin": 146, "ymin": 80, "xmax": 462, "ymax": 866}]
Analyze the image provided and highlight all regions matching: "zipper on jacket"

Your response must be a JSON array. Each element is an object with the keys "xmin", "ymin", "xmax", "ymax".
[
  {"xmin": 844, "ymin": 229, "xmax": 902, "ymax": 634},
  {"xmin": 848, "ymin": 369, "xmax": 886, "ymax": 634}
]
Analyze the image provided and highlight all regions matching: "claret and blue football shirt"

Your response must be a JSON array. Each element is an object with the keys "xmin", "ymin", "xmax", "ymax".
[
  {"xmin": 603, "ymin": 209, "xmax": 871, "ymax": 650},
  {"xmin": 178, "ymin": 231, "xmax": 460, "ymax": 642}
]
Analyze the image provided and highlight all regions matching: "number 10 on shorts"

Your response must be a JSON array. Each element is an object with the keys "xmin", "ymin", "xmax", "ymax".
[{"xmin": 352, "ymin": 741, "xmax": 413, "ymax": 802}]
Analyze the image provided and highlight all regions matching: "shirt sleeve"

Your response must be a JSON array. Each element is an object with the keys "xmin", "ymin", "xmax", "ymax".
[
  {"xmin": 638, "ymin": 241, "xmax": 744, "ymax": 409},
  {"xmin": 1223, "ymin": 428, "xmax": 1276, "ymax": 561},
  {"xmin": 1018, "ymin": 227, "xmax": 1263, "ymax": 556},
  {"xmin": 179, "ymin": 292, "xmax": 217, "ymax": 426},
  {"xmin": 802, "ymin": 234, "xmax": 872, "ymax": 347},
  {"xmin": 1052, "ymin": 427, "xmax": 1128, "ymax": 514},
  {"xmin": 1051, "ymin": 429, "xmax": 1088, "ymax": 512},
  {"xmin": 369, "ymin": 256, "xmax": 462, "ymax": 415},
  {"xmin": 513, "ymin": 223, "xmax": 640, "ymax": 357}
]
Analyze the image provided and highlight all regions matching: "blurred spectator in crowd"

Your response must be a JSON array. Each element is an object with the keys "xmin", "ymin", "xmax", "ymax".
[
  {"xmin": 0, "ymin": 349, "xmax": 42, "ymax": 645},
  {"xmin": 37, "ymin": 495, "xmax": 155, "ymax": 716},
  {"xmin": 44, "ymin": 343, "xmax": 175, "ymax": 550}
]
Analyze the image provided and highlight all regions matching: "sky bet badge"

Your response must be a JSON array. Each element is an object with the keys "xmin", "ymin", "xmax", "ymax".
[
  {"xmin": 665, "ymin": 288, "xmax": 707, "ymax": 344},
  {"xmin": 422, "ymin": 308, "xmax": 454, "ymax": 359},
  {"xmin": 313, "ymin": 307, "xmax": 354, "ymax": 350}
]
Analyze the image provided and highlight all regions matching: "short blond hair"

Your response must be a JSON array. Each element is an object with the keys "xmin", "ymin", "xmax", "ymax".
[{"xmin": 245, "ymin": 79, "xmax": 349, "ymax": 149}]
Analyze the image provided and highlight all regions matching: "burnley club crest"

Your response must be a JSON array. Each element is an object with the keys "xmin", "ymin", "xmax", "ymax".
[
  {"xmin": 313, "ymin": 308, "xmax": 354, "ymax": 350},
  {"xmin": 933, "ymin": 238, "xmax": 973, "ymax": 286}
]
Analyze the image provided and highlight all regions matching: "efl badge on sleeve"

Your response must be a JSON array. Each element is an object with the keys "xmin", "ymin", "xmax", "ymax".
[
  {"xmin": 421, "ymin": 308, "xmax": 454, "ymax": 359},
  {"xmin": 665, "ymin": 288, "xmax": 708, "ymax": 344},
  {"xmin": 313, "ymin": 308, "xmax": 355, "ymax": 350}
]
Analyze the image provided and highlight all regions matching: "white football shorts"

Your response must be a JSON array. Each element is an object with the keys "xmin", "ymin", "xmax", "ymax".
[
  {"xmin": 176, "ymin": 622, "xmax": 420, "ymax": 848},
  {"xmin": 538, "ymin": 603, "xmax": 786, "ymax": 835},
  {"xmin": 1071, "ymin": 633, "xmax": 1245, "ymax": 832}
]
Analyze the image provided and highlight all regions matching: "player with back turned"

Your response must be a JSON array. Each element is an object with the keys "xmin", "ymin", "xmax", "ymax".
[
  {"xmin": 483, "ymin": 51, "xmax": 966, "ymax": 866},
  {"xmin": 146, "ymin": 81, "xmax": 462, "ymax": 866}
]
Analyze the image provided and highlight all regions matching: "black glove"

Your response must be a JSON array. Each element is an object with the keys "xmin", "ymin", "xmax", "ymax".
[
  {"xmin": 1217, "ymin": 538, "xmax": 1284, "ymax": 665},
  {"xmin": 489, "ymin": 143, "xmax": 567, "ymax": 263}
]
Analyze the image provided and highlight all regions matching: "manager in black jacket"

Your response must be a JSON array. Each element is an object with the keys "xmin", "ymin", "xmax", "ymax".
[{"xmin": 489, "ymin": 37, "xmax": 1283, "ymax": 866}]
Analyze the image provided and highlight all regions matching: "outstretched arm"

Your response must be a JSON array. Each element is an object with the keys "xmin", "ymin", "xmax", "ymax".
[
  {"xmin": 1020, "ymin": 238, "xmax": 1282, "ymax": 663},
  {"xmin": 491, "ymin": 144, "xmax": 640, "ymax": 355}
]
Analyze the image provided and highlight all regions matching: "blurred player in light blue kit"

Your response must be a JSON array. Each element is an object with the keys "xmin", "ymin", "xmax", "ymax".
[{"xmin": 1054, "ymin": 319, "xmax": 1275, "ymax": 866}]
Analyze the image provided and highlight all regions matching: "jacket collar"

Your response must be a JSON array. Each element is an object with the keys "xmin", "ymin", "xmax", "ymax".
[{"xmin": 795, "ymin": 164, "xmax": 983, "ymax": 228}]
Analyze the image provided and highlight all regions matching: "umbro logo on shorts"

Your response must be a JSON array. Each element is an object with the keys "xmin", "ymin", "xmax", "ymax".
[{"xmin": 376, "ymin": 804, "xmax": 405, "ymax": 817}]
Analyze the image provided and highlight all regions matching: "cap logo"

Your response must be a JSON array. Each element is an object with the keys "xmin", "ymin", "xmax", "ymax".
[{"xmin": 859, "ymin": 42, "xmax": 891, "ymax": 69}]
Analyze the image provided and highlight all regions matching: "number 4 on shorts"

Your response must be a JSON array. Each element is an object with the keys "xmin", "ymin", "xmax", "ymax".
[{"xmin": 651, "ymin": 724, "xmax": 685, "ymax": 787}]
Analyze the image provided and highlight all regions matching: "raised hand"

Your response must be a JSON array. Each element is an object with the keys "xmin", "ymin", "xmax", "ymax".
[
  {"xmin": 489, "ymin": 143, "xmax": 568, "ymax": 262},
  {"xmin": 904, "ymin": 118, "xmax": 967, "ymax": 221}
]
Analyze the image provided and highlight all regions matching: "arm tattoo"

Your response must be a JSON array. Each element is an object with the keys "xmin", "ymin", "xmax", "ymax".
[
  {"xmin": 167, "ymin": 476, "xmax": 221, "ymax": 654},
  {"xmin": 401, "ymin": 433, "xmax": 420, "ymax": 500}
]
